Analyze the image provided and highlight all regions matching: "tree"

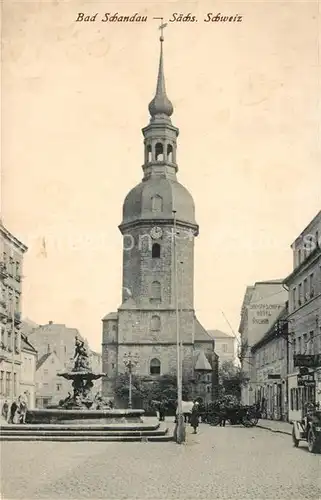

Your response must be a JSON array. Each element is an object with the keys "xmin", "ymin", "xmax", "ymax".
[
  {"xmin": 218, "ymin": 361, "xmax": 247, "ymax": 399},
  {"xmin": 114, "ymin": 372, "xmax": 191, "ymax": 409}
]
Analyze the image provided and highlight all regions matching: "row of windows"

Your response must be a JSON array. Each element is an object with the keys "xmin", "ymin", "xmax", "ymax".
[
  {"xmin": 255, "ymin": 338, "xmax": 285, "ymax": 368},
  {"xmin": 36, "ymin": 381, "xmax": 62, "ymax": 391},
  {"xmin": 290, "ymin": 386, "xmax": 315, "ymax": 411},
  {"xmin": 0, "ymin": 371, "xmax": 17, "ymax": 397},
  {"xmin": 1, "ymin": 254, "xmax": 21, "ymax": 278},
  {"xmin": 290, "ymin": 330, "xmax": 318, "ymax": 357},
  {"xmin": 291, "ymin": 271, "xmax": 318, "ymax": 310}
]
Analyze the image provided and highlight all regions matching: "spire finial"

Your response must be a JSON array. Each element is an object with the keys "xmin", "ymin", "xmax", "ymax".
[{"xmin": 148, "ymin": 18, "xmax": 173, "ymax": 118}]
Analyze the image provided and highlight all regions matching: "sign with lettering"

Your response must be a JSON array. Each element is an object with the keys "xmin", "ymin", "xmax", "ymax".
[
  {"xmin": 268, "ymin": 374, "xmax": 281, "ymax": 380},
  {"xmin": 247, "ymin": 295, "xmax": 286, "ymax": 343},
  {"xmin": 297, "ymin": 373, "xmax": 315, "ymax": 387},
  {"xmin": 293, "ymin": 354, "xmax": 318, "ymax": 368}
]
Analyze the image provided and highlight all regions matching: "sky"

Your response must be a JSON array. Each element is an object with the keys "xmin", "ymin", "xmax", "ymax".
[{"xmin": 2, "ymin": 0, "xmax": 321, "ymax": 352}]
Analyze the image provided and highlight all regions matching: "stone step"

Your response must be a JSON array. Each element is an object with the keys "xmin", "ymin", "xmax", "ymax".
[
  {"xmin": 0, "ymin": 428, "xmax": 168, "ymax": 437},
  {"xmin": 0, "ymin": 433, "xmax": 173, "ymax": 442},
  {"xmin": 1, "ymin": 422, "xmax": 160, "ymax": 432}
]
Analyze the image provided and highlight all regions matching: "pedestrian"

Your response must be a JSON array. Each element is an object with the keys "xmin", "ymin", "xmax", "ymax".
[
  {"xmin": 18, "ymin": 395, "xmax": 27, "ymax": 424},
  {"xmin": 158, "ymin": 401, "xmax": 166, "ymax": 422},
  {"xmin": 1, "ymin": 400, "xmax": 9, "ymax": 421},
  {"xmin": 8, "ymin": 400, "xmax": 18, "ymax": 424},
  {"xmin": 190, "ymin": 401, "xmax": 200, "ymax": 434}
]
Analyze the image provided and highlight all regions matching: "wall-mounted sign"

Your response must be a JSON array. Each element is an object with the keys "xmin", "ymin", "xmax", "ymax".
[
  {"xmin": 294, "ymin": 354, "xmax": 319, "ymax": 368},
  {"xmin": 268, "ymin": 374, "xmax": 281, "ymax": 380},
  {"xmin": 297, "ymin": 373, "xmax": 315, "ymax": 387}
]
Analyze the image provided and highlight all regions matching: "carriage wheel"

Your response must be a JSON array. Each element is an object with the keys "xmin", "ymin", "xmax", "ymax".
[{"xmin": 208, "ymin": 414, "xmax": 220, "ymax": 426}]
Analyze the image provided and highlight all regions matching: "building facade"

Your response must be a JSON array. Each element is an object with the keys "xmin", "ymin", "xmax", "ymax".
[
  {"xmin": 284, "ymin": 210, "xmax": 321, "ymax": 422},
  {"xmin": 29, "ymin": 322, "xmax": 102, "ymax": 404},
  {"xmin": 102, "ymin": 35, "xmax": 216, "ymax": 403},
  {"xmin": 0, "ymin": 221, "xmax": 29, "ymax": 406},
  {"xmin": 28, "ymin": 321, "xmax": 81, "ymax": 368},
  {"xmin": 20, "ymin": 334, "xmax": 38, "ymax": 408},
  {"xmin": 208, "ymin": 330, "xmax": 237, "ymax": 365},
  {"xmin": 35, "ymin": 350, "xmax": 70, "ymax": 408},
  {"xmin": 238, "ymin": 280, "xmax": 288, "ymax": 405},
  {"xmin": 251, "ymin": 307, "xmax": 289, "ymax": 421}
]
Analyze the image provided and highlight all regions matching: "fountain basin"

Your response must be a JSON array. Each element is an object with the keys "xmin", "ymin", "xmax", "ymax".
[
  {"xmin": 26, "ymin": 408, "xmax": 144, "ymax": 425},
  {"xmin": 58, "ymin": 371, "xmax": 105, "ymax": 381}
]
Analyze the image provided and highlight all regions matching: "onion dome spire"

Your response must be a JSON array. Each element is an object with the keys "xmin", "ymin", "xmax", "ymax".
[{"xmin": 148, "ymin": 25, "xmax": 173, "ymax": 118}]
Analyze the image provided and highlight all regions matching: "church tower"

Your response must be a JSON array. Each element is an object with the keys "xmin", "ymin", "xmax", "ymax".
[{"xmin": 102, "ymin": 29, "xmax": 216, "ymax": 402}]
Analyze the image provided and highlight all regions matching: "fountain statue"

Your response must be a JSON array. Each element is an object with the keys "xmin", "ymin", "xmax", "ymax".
[
  {"xmin": 15, "ymin": 335, "xmax": 146, "ymax": 428},
  {"xmin": 57, "ymin": 336, "xmax": 106, "ymax": 409}
]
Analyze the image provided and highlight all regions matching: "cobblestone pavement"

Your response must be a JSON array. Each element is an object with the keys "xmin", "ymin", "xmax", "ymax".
[{"xmin": 1, "ymin": 423, "xmax": 320, "ymax": 500}]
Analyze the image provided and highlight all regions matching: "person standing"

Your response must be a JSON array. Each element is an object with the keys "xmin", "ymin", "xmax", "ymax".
[
  {"xmin": 8, "ymin": 400, "xmax": 18, "ymax": 424},
  {"xmin": 18, "ymin": 395, "xmax": 27, "ymax": 424},
  {"xmin": 190, "ymin": 401, "xmax": 200, "ymax": 434},
  {"xmin": 1, "ymin": 400, "xmax": 9, "ymax": 421}
]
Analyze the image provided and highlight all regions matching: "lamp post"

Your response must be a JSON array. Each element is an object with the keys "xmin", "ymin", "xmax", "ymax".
[
  {"xmin": 172, "ymin": 210, "xmax": 186, "ymax": 444},
  {"xmin": 123, "ymin": 352, "xmax": 139, "ymax": 409}
]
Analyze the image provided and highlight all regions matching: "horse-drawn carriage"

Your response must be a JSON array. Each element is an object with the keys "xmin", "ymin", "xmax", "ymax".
[{"xmin": 199, "ymin": 400, "xmax": 260, "ymax": 428}]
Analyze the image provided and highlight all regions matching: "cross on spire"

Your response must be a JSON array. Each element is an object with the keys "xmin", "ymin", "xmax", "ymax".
[{"xmin": 153, "ymin": 17, "xmax": 168, "ymax": 42}]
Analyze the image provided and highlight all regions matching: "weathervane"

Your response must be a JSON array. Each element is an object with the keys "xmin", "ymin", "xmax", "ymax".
[{"xmin": 153, "ymin": 17, "xmax": 168, "ymax": 42}]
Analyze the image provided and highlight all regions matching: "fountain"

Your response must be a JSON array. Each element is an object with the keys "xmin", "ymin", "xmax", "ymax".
[
  {"xmin": 57, "ymin": 336, "xmax": 106, "ymax": 410},
  {"xmin": 25, "ymin": 337, "xmax": 144, "ymax": 425},
  {"xmin": 0, "ymin": 337, "xmax": 171, "ymax": 441}
]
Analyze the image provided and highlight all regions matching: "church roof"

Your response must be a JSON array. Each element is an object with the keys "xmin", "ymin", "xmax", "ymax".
[
  {"xmin": 148, "ymin": 34, "xmax": 173, "ymax": 118},
  {"xmin": 118, "ymin": 297, "xmax": 137, "ymax": 310},
  {"xmin": 194, "ymin": 318, "xmax": 214, "ymax": 343},
  {"xmin": 121, "ymin": 178, "xmax": 196, "ymax": 226},
  {"xmin": 102, "ymin": 312, "xmax": 118, "ymax": 321},
  {"xmin": 194, "ymin": 350, "xmax": 212, "ymax": 371}
]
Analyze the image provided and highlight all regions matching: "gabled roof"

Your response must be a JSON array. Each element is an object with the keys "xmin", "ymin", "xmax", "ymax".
[
  {"xmin": 21, "ymin": 334, "xmax": 37, "ymax": 354},
  {"xmin": 207, "ymin": 329, "xmax": 234, "ymax": 339},
  {"xmin": 36, "ymin": 352, "xmax": 52, "ymax": 370}
]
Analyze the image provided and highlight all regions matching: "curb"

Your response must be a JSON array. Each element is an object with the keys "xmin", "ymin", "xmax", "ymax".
[{"xmin": 256, "ymin": 424, "xmax": 291, "ymax": 436}]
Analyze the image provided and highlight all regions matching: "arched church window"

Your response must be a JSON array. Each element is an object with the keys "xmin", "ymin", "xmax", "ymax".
[
  {"xmin": 151, "ymin": 315, "xmax": 161, "ymax": 331},
  {"xmin": 152, "ymin": 243, "xmax": 161, "ymax": 258},
  {"xmin": 151, "ymin": 195, "xmax": 163, "ymax": 212},
  {"xmin": 150, "ymin": 358, "xmax": 161, "ymax": 375},
  {"xmin": 147, "ymin": 145, "xmax": 152, "ymax": 163},
  {"xmin": 167, "ymin": 144, "xmax": 173, "ymax": 162},
  {"xmin": 150, "ymin": 281, "xmax": 161, "ymax": 303},
  {"xmin": 155, "ymin": 142, "xmax": 164, "ymax": 161}
]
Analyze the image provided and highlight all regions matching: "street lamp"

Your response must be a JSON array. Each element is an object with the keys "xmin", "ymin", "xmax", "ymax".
[
  {"xmin": 123, "ymin": 352, "xmax": 139, "ymax": 409},
  {"xmin": 172, "ymin": 210, "xmax": 186, "ymax": 444}
]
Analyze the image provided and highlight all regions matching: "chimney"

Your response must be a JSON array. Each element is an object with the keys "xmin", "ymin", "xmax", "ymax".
[
  {"xmin": 47, "ymin": 344, "xmax": 51, "ymax": 354},
  {"xmin": 49, "ymin": 321, "xmax": 53, "ymax": 325}
]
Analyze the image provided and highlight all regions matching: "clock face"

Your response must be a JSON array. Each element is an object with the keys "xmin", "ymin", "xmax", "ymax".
[{"xmin": 150, "ymin": 226, "xmax": 163, "ymax": 239}]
